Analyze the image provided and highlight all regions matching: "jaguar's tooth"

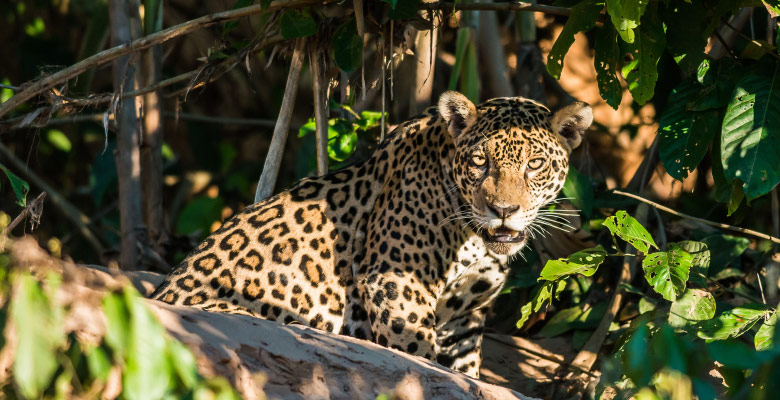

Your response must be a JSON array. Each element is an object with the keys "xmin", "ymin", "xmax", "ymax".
[
  {"xmin": 487, "ymin": 227, "xmax": 497, "ymax": 236},
  {"xmin": 510, "ymin": 231, "xmax": 520, "ymax": 237}
]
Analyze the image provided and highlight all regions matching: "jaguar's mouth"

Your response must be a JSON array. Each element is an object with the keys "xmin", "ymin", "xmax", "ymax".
[{"xmin": 482, "ymin": 226, "xmax": 526, "ymax": 243}]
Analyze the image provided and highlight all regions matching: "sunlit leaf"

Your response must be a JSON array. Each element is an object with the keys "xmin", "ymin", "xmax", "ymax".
[
  {"xmin": 662, "ymin": 0, "xmax": 708, "ymax": 74},
  {"xmin": 122, "ymin": 288, "xmax": 170, "ymax": 400},
  {"xmin": 561, "ymin": 165, "xmax": 594, "ymax": 218},
  {"xmin": 675, "ymin": 241, "xmax": 710, "ymax": 286},
  {"xmin": 698, "ymin": 304, "xmax": 769, "ymax": 340},
  {"xmin": 721, "ymin": 57, "xmax": 780, "ymax": 200},
  {"xmin": 668, "ymin": 288, "xmax": 716, "ymax": 327},
  {"xmin": 642, "ymin": 244, "xmax": 693, "ymax": 301},
  {"xmin": 621, "ymin": 6, "xmax": 665, "ymax": 104},
  {"xmin": 46, "ymin": 129, "xmax": 72, "ymax": 152},
  {"xmin": 539, "ymin": 245, "xmax": 607, "ymax": 281},
  {"xmin": 547, "ymin": 0, "xmax": 604, "ymax": 79},
  {"xmin": 517, "ymin": 280, "xmax": 566, "ymax": 329},
  {"xmin": 605, "ymin": 0, "xmax": 649, "ymax": 43},
  {"xmin": 603, "ymin": 210, "xmax": 658, "ymax": 254}
]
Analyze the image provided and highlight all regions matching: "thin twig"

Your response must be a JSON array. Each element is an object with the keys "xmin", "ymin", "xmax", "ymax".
[
  {"xmin": 0, "ymin": 143, "xmax": 104, "ymax": 255},
  {"xmin": 0, "ymin": 0, "xmax": 329, "ymax": 118},
  {"xmin": 694, "ymin": 271, "xmax": 766, "ymax": 304},
  {"xmin": 424, "ymin": 1, "xmax": 575, "ymax": 17},
  {"xmin": 1, "ymin": 192, "xmax": 47, "ymax": 236},
  {"xmin": 2, "ymin": 112, "xmax": 284, "ymax": 131},
  {"xmin": 0, "ymin": 84, "xmax": 20, "ymax": 91},
  {"xmin": 613, "ymin": 190, "xmax": 780, "ymax": 244}
]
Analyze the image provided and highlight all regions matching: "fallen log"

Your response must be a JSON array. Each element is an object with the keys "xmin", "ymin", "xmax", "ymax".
[{"xmin": 6, "ymin": 237, "xmax": 536, "ymax": 400}]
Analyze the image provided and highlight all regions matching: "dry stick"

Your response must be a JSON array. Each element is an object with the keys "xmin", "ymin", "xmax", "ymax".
[
  {"xmin": 613, "ymin": 190, "xmax": 780, "ymax": 244},
  {"xmin": 255, "ymin": 39, "xmax": 305, "ymax": 202},
  {"xmin": 311, "ymin": 50, "xmax": 329, "ymax": 176},
  {"xmin": 0, "ymin": 0, "xmax": 329, "ymax": 119},
  {"xmin": 0, "ymin": 143, "xmax": 104, "ymax": 255},
  {"xmin": 424, "ymin": 1, "xmax": 573, "ymax": 17},
  {"xmin": 1, "ymin": 192, "xmax": 47, "ymax": 236}
]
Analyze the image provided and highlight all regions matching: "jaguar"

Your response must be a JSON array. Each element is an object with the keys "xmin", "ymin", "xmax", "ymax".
[{"xmin": 151, "ymin": 91, "xmax": 592, "ymax": 377}]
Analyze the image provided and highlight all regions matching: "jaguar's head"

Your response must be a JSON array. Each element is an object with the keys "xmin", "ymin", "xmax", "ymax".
[{"xmin": 439, "ymin": 91, "xmax": 592, "ymax": 255}]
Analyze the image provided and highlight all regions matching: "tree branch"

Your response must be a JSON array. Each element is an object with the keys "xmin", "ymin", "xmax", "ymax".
[
  {"xmin": 613, "ymin": 190, "xmax": 780, "ymax": 244},
  {"xmin": 0, "ymin": 0, "xmax": 329, "ymax": 118}
]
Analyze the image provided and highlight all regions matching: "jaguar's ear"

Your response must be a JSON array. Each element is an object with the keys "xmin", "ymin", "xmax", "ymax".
[
  {"xmin": 551, "ymin": 101, "xmax": 593, "ymax": 152},
  {"xmin": 438, "ymin": 91, "xmax": 477, "ymax": 138}
]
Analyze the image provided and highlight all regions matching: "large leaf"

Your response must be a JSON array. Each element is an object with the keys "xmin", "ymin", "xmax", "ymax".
[
  {"xmin": 547, "ymin": 0, "xmax": 604, "ymax": 79},
  {"xmin": 539, "ymin": 245, "xmax": 607, "ymax": 281},
  {"xmin": 603, "ymin": 210, "xmax": 658, "ymax": 254},
  {"xmin": 701, "ymin": 233, "xmax": 749, "ymax": 276},
  {"xmin": 708, "ymin": 340, "xmax": 766, "ymax": 370},
  {"xmin": 642, "ymin": 243, "xmax": 692, "ymax": 301},
  {"xmin": 605, "ymin": 0, "xmax": 649, "ymax": 43},
  {"xmin": 11, "ymin": 275, "xmax": 66, "ymax": 398},
  {"xmin": 516, "ymin": 280, "xmax": 566, "ymax": 329},
  {"xmin": 658, "ymin": 79, "xmax": 720, "ymax": 180},
  {"xmin": 279, "ymin": 10, "xmax": 317, "ymax": 39},
  {"xmin": 176, "ymin": 197, "xmax": 225, "ymax": 238},
  {"xmin": 755, "ymin": 310, "xmax": 778, "ymax": 351},
  {"xmin": 620, "ymin": 6, "xmax": 665, "ymax": 104},
  {"xmin": 721, "ymin": 58, "xmax": 780, "ymax": 200},
  {"xmin": 691, "ymin": 58, "xmax": 744, "ymax": 111},
  {"xmin": 697, "ymin": 304, "xmax": 770, "ymax": 340},
  {"xmin": 668, "ymin": 288, "xmax": 716, "ymax": 327},
  {"xmin": 331, "ymin": 19, "xmax": 362, "ymax": 73},
  {"xmin": 0, "ymin": 163, "xmax": 30, "ymax": 207},
  {"xmin": 594, "ymin": 22, "xmax": 624, "ymax": 110},
  {"xmin": 561, "ymin": 165, "xmax": 594, "ymax": 217}
]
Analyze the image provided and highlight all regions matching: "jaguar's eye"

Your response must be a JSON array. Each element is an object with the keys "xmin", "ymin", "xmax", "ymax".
[
  {"xmin": 528, "ymin": 158, "xmax": 545, "ymax": 170},
  {"xmin": 471, "ymin": 153, "xmax": 486, "ymax": 167}
]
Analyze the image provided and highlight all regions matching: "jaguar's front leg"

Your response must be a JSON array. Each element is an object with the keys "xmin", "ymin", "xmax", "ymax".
[
  {"xmin": 359, "ymin": 268, "xmax": 440, "ymax": 361},
  {"xmin": 435, "ymin": 308, "xmax": 487, "ymax": 378}
]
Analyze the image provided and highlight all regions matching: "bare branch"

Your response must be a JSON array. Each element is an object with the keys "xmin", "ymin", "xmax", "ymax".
[
  {"xmin": 0, "ymin": 0, "xmax": 330, "ymax": 118},
  {"xmin": 1, "ymin": 192, "xmax": 47, "ymax": 236}
]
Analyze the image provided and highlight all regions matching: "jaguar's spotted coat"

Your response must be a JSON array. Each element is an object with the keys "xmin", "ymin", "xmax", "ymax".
[{"xmin": 151, "ymin": 91, "xmax": 592, "ymax": 377}]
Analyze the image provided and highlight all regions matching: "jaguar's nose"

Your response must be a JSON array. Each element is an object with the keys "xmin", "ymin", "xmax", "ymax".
[{"xmin": 487, "ymin": 203, "xmax": 519, "ymax": 219}]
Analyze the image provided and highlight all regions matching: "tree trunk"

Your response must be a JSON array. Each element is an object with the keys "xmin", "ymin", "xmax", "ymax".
[
  {"xmin": 311, "ymin": 50, "xmax": 329, "ymax": 176},
  {"xmin": 478, "ymin": 3, "xmax": 513, "ymax": 98},
  {"xmin": 141, "ymin": 0, "xmax": 167, "ymax": 260},
  {"xmin": 410, "ymin": 21, "xmax": 438, "ymax": 115},
  {"xmin": 109, "ymin": 0, "xmax": 145, "ymax": 271}
]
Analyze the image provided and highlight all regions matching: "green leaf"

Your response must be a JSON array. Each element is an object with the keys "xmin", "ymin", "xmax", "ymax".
[
  {"xmin": 662, "ymin": 0, "xmax": 708, "ymax": 74},
  {"xmin": 547, "ymin": 0, "xmax": 604, "ymax": 79},
  {"xmin": 620, "ymin": 5, "xmax": 665, "ymax": 104},
  {"xmin": 516, "ymin": 281, "xmax": 566, "ymax": 329},
  {"xmin": 539, "ymin": 245, "xmax": 607, "ymax": 281},
  {"xmin": 86, "ymin": 345, "xmax": 112, "ymax": 382},
  {"xmin": 46, "ymin": 129, "xmax": 72, "ymax": 152},
  {"xmin": 594, "ymin": 22, "xmax": 624, "ymax": 110},
  {"xmin": 561, "ymin": 165, "xmax": 594, "ymax": 217},
  {"xmin": 668, "ymin": 288, "xmax": 716, "ymax": 327},
  {"xmin": 461, "ymin": 38, "xmax": 480, "ymax": 105},
  {"xmin": 658, "ymin": 79, "xmax": 720, "ymax": 180},
  {"xmin": 327, "ymin": 119, "xmax": 358, "ymax": 162},
  {"xmin": 603, "ymin": 210, "xmax": 658, "ymax": 254},
  {"xmin": 176, "ymin": 197, "xmax": 225, "ymax": 238},
  {"xmin": 222, "ymin": 0, "xmax": 253, "ymax": 36},
  {"xmin": 448, "ymin": 28, "xmax": 472, "ymax": 91},
  {"xmin": 298, "ymin": 118, "xmax": 316, "ymax": 138},
  {"xmin": 720, "ymin": 58, "xmax": 780, "ymax": 200},
  {"xmin": 122, "ymin": 288, "xmax": 170, "ymax": 400},
  {"xmin": 11, "ymin": 274, "xmax": 66, "ymax": 398},
  {"xmin": 642, "ymin": 244, "xmax": 693, "ymax": 301},
  {"xmin": 623, "ymin": 324, "xmax": 653, "ymax": 387},
  {"xmin": 675, "ymin": 241, "xmax": 710, "ymax": 286},
  {"xmin": 701, "ymin": 233, "xmax": 749, "ymax": 276},
  {"xmin": 605, "ymin": 0, "xmax": 649, "ymax": 43},
  {"xmin": 331, "ymin": 19, "xmax": 362, "ymax": 73},
  {"xmin": 0, "ymin": 163, "xmax": 30, "ymax": 207},
  {"xmin": 167, "ymin": 339, "xmax": 199, "ymax": 389},
  {"xmin": 755, "ymin": 310, "xmax": 777, "ymax": 351},
  {"xmin": 279, "ymin": 10, "xmax": 317, "ymax": 39},
  {"xmin": 697, "ymin": 304, "xmax": 769, "ymax": 340}
]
